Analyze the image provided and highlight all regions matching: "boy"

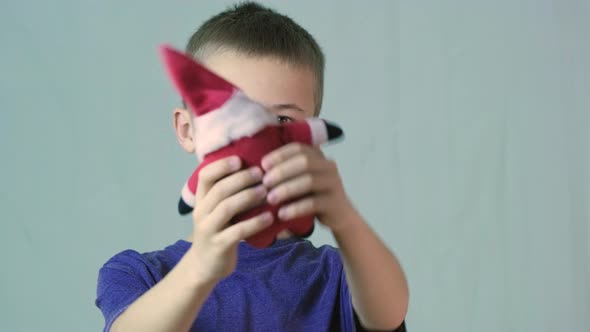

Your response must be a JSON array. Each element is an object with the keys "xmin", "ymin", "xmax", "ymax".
[{"xmin": 95, "ymin": 2, "xmax": 409, "ymax": 331}]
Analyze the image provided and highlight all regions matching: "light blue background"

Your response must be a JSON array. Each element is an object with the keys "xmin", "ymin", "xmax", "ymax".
[{"xmin": 0, "ymin": 1, "xmax": 588, "ymax": 331}]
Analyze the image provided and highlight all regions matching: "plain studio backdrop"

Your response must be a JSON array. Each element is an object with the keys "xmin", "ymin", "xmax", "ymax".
[{"xmin": 0, "ymin": 1, "xmax": 588, "ymax": 331}]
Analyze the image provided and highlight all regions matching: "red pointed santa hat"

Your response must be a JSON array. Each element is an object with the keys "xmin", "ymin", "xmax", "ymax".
[{"xmin": 159, "ymin": 45, "xmax": 278, "ymax": 160}]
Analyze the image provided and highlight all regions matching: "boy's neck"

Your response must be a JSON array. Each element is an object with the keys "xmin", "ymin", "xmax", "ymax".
[
  {"xmin": 185, "ymin": 229, "xmax": 293, "ymax": 243},
  {"xmin": 275, "ymin": 229, "xmax": 293, "ymax": 239}
]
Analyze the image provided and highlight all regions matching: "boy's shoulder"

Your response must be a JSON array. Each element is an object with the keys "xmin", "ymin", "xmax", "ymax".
[
  {"xmin": 99, "ymin": 240, "xmax": 189, "ymax": 278},
  {"xmin": 98, "ymin": 238, "xmax": 344, "ymax": 284}
]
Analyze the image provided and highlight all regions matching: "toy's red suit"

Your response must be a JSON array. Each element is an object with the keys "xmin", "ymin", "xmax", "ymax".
[{"xmin": 159, "ymin": 45, "xmax": 344, "ymax": 248}]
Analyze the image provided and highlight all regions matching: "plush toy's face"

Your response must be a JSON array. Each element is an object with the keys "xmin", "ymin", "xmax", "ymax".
[{"xmin": 173, "ymin": 49, "xmax": 318, "ymax": 147}]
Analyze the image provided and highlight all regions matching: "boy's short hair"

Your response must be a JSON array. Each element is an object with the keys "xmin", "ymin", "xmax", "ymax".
[{"xmin": 185, "ymin": 1, "xmax": 325, "ymax": 114}]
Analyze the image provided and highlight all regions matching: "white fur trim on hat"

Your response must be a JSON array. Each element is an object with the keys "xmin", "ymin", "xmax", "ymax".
[
  {"xmin": 181, "ymin": 182, "xmax": 195, "ymax": 208},
  {"xmin": 307, "ymin": 118, "xmax": 328, "ymax": 145},
  {"xmin": 193, "ymin": 90, "xmax": 278, "ymax": 160}
]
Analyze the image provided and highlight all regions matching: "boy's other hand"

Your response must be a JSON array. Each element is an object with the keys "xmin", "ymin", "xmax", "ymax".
[
  {"xmin": 187, "ymin": 156, "xmax": 273, "ymax": 286},
  {"xmin": 261, "ymin": 143, "xmax": 358, "ymax": 233}
]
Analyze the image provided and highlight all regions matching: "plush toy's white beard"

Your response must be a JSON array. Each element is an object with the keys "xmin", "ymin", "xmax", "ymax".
[{"xmin": 192, "ymin": 90, "xmax": 279, "ymax": 160}]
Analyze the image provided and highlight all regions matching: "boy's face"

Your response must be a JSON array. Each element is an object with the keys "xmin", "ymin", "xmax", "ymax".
[{"xmin": 174, "ymin": 50, "xmax": 318, "ymax": 153}]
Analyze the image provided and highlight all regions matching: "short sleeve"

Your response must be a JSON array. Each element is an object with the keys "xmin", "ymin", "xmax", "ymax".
[
  {"xmin": 95, "ymin": 250, "xmax": 156, "ymax": 332},
  {"xmin": 338, "ymin": 266, "xmax": 358, "ymax": 331},
  {"xmin": 353, "ymin": 309, "xmax": 407, "ymax": 332}
]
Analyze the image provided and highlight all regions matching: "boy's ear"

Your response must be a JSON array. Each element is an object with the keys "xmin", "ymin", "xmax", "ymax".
[{"xmin": 173, "ymin": 107, "xmax": 196, "ymax": 154}]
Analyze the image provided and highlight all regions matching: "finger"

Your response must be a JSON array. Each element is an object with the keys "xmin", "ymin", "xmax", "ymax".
[
  {"xmin": 261, "ymin": 143, "xmax": 314, "ymax": 171},
  {"xmin": 277, "ymin": 195, "xmax": 323, "ymax": 221},
  {"xmin": 200, "ymin": 166, "xmax": 263, "ymax": 214},
  {"xmin": 196, "ymin": 156, "xmax": 241, "ymax": 202},
  {"xmin": 310, "ymin": 146, "xmax": 325, "ymax": 158},
  {"xmin": 205, "ymin": 184, "xmax": 268, "ymax": 233},
  {"xmin": 215, "ymin": 211, "xmax": 274, "ymax": 246},
  {"xmin": 262, "ymin": 153, "xmax": 323, "ymax": 188},
  {"xmin": 266, "ymin": 173, "xmax": 330, "ymax": 205}
]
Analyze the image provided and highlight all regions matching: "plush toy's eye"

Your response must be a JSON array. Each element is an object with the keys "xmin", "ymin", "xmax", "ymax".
[{"xmin": 277, "ymin": 115, "xmax": 294, "ymax": 124}]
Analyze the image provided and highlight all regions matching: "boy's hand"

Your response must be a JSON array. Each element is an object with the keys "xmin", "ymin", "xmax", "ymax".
[
  {"xmin": 261, "ymin": 143, "xmax": 358, "ymax": 232},
  {"xmin": 187, "ymin": 156, "xmax": 273, "ymax": 286}
]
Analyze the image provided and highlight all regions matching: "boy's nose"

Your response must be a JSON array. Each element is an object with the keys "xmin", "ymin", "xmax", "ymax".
[{"xmin": 324, "ymin": 121, "xmax": 344, "ymax": 141}]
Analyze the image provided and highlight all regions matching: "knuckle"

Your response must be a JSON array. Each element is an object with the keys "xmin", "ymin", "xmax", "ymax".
[
  {"xmin": 267, "ymin": 156, "xmax": 279, "ymax": 167},
  {"xmin": 195, "ymin": 221, "xmax": 207, "ymax": 234},
  {"xmin": 232, "ymin": 169, "xmax": 252, "ymax": 188},
  {"xmin": 192, "ymin": 205, "xmax": 208, "ymax": 221},
  {"xmin": 302, "ymin": 202, "xmax": 312, "ymax": 214},
  {"xmin": 308, "ymin": 198, "xmax": 317, "ymax": 210},
  {"xmin": 272, "ymin": 168, "xmax": 284, "ymax": 181},
  {"xmin": 220, "ymin": 156, "xmax": 236, "ymax": 169},
  {"xmin": 241, "ymin": 189, "xmax": 256, "ymax": 203},
  {"xmin": 242, "ymin": 169, "xmax": 257, "ymax": 183},
  {"xmin": 248, "ymin": 188, "xmax": 260, "ymax": 200},
  {"xmin": 277, "ymin": 186, "xmax": 289, "ymax": 198},
  {"xmin": 194, "ymin": 217, "xmax": 207, "ymax": 233},
  {"xmin": 215, "ymin": 186, "xmax": 228, "ymax": 200},
  {"xmin": 202, "ymin": 188, "xmax": 218, "ymax": 204},
  {"xmin": 200, "ymin": 166, "xmax": 219, "ymax": 185},
  {"xmin": 293, "ymin": 143, "xmax": 304, "ymax": 153},
  {"xmin": 297, "ymin": 200, "xmax": 309, "ymax": 213},
  {"xmin": 193, "ymin": 214, "xmax": 202, "ymax": 228},
  {"xmin": 199, "ymin": 168, "xmax": 213, "ymax": 184},
  {"xmin": 256, "ymin": 213, "xmax": 268, "ymax": 222},
  {"xmin": 201, "ymin": 158, "xmax": 236, "ymax": 184},
  {"xmin": 192, "ymin": 205, "xmax": 203, "ymax": 218},
  {"xmin": 224, "ymin": 157, "xmax": 235, "ymax": 169},
  {"xmin": 233, "ymin": 227, "xmax": 247, "ymax": 240},
  {"xmin": 299, "ymin": 154, "xmax": 311, "ymax": 169},
  {"xmin": 303, "ymin": 174, "xmax": 314, "ymax": 186},
  {"xmin": 217, "ymin": 201, "xmax": 233, "ymax": 219},
  {"xmin": 212, "ymin": 182, "xmax": 230, "ymax": 199},
  {"xmin": 284, "ymin": 205, "xmax": 295, "ymax": 217},
  {"xmin": 310, "ymin": 198, "xmax": 319, "ymax": 211},
  {"xmin": 205, "ymin": 186, "xmax": 219, "ymax": 201},
  {"xmin": 247, "ymin": 188, "xmax": 263, "ymax": 202},
  {"xmin": 289, "ymin": 204, "xmax": 302, "ymax": 217}
]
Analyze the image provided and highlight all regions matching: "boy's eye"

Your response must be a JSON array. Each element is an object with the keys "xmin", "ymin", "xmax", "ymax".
[{"xmin": 277, "ymin": 115, "xmax": 294, "ymax": 124}]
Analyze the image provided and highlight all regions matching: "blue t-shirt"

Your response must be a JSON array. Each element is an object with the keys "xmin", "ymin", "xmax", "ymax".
[{"xmin": 95, "ymin": 237, "xmax": 406, "ymax": 331}]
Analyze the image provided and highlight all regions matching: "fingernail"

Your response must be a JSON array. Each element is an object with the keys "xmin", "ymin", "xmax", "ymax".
[
  {"xmin": 267, "ymin": 191, "xmax": 278, "ymax": 204},
  {"xmin": 262, "ymin": 175, "xmax": 272, "ymax": 186},
  {"xmin": 230, "ymin": 157, "xmax": 241, "ymax": 170},
  {"xmin": 278, "ymin": 208, "xmax": 288, "ymax": 220},
  {"xmin": 250, "ymin": 167, "xmax": 262, "ymax": 179},
  {"xmin": 261, "ymin": 159, "xmax": 272, "ymax": 171},
  {"xmin": 255, "ymin": 185, "xmax": 267, "ymax": 197},
  {"xmin": 262, "ymin": 212, "xmax": 273, "ymax": 224}
]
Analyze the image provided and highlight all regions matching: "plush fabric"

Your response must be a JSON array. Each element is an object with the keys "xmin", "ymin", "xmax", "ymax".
[{"xmin": 159, "ymin": 45, "xmax": 344, "ymax": 248}]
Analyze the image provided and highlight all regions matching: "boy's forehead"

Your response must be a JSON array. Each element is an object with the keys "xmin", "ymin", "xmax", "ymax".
[{"xmin": 202, "ymin": 51, "xmax": 316, "ymax": 117}]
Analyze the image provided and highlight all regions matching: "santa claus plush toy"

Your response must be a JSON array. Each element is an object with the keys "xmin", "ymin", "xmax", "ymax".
[{"xmin": 159, "ymin": 45, "xmax": 344, "ymax": 248}]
